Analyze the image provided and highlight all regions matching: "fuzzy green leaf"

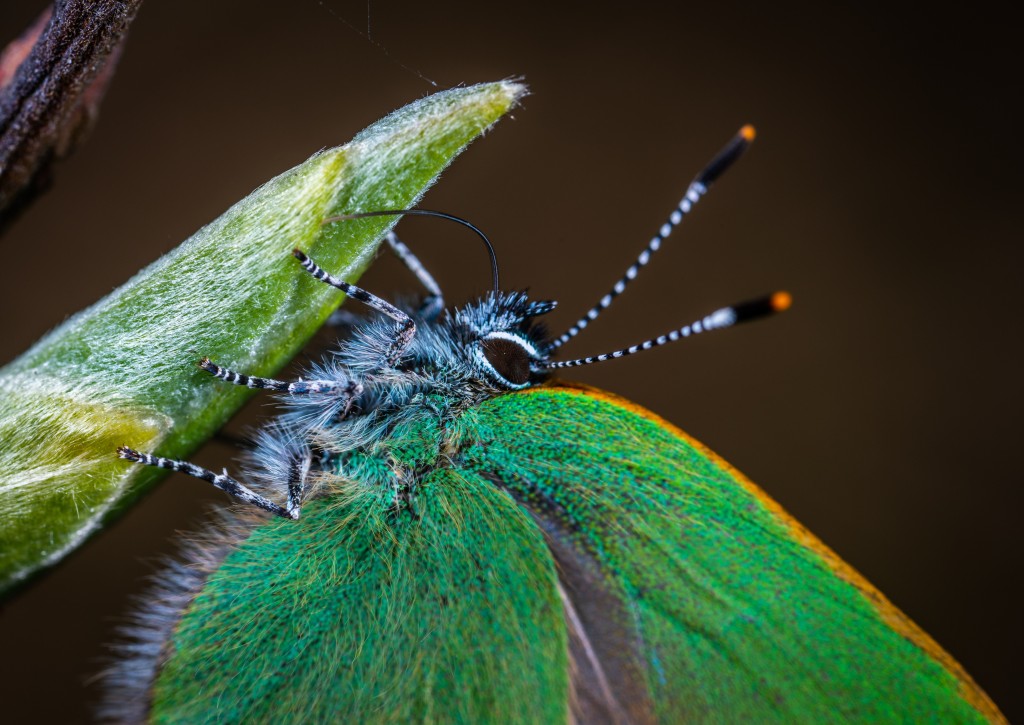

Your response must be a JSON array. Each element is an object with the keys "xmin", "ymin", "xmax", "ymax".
[{"xmin": 0, "ymin": 81, "xmax": 525, "ymax": 596}]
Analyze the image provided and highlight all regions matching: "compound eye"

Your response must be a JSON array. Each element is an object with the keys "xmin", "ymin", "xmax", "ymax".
[{"xmin": 481, "ymin": 334, "xmax": 533, "ymax": 387}]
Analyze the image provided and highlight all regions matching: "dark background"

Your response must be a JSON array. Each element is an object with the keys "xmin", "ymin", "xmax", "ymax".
[{"xmin": 0, "ymin": 1, "xmax": 1020, "ymax": 721}]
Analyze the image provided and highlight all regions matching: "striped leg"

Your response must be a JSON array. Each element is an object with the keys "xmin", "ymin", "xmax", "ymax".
[
  {"xmin": 293, "ymin": 249, "xmax": 416, "ymax": 366},
  {"xmin": 198, "ymin": 357, "xmax": 362, "ymax": 400},
  {"xmin": 116, "ymin": 447, "xmax": 307, "ymax": 519},
  {"xmin": 324, "ymin": 230, "xmax": 444, "ymax": 327},
  {"xmin": 384, "ymin": 230, "xmax": 445, "ymax": 320}
]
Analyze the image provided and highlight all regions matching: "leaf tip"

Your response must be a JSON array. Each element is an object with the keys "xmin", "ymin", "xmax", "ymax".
[{"xmin": 498, "ymin": 78, "xmax": 529, "ymax": 105}]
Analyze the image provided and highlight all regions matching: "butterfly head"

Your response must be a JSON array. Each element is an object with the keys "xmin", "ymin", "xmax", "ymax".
[
  {"xmin": 342, "ymin": 125, "xmax": 786, "ymax": 391},
  {"xmin": 451, "ymin": 292, "xmax": 557, "ymax": 390}
]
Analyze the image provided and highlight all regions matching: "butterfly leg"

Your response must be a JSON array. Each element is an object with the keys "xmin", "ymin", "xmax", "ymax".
[
  {"xmin": 199, "ymin": 357, "xmax": 362, "ymax": 424},
  {"xmin": 384, "ymin": 230, "xmax": 445, "ymax": 320},
  {"xmin": 116, "ymin": 447, "xmax": 309, "ymax": 519},
  {"xmin": 323, "ymin": 230, "xmax": 444, "ymax": 327},
  {"xmin": 293, "ymin": 249, "xmax": 415, "ymax": 366},
  {"xmin": 198, "ymin": 357, "xmax": 362, "ymax": 398}
]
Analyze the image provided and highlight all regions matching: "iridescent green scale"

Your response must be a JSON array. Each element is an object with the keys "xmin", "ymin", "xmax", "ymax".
[
  {"xmin": 152, "ymin": 461, "xmax": 567, "ymax": 722},
  {"xmin": 149, "ymin": 384, "xmax": 1003, "ymax": 723}
]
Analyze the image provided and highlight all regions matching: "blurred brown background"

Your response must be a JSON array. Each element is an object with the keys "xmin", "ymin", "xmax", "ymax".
[{"xmin": 0, "ymin": 1, "xmax": 1020, "ymax": 722}]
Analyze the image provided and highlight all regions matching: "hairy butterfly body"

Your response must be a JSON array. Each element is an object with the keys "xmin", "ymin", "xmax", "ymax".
[{"xmin": 110, "ymin": 129, "xmax": 1005, "ymax": 723}]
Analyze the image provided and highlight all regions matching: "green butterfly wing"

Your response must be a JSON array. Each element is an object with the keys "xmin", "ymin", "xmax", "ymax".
[
  {"xmin": 459, "ymin": 383, "xmax": 1004, "ymax": 723},
  {"xmin": 150, "ymin": 383, "xmax": 1003, "ymax": 723},
  {"xmin": 150, "ymin": 469, "xmax": 568, "ymax": 723}
]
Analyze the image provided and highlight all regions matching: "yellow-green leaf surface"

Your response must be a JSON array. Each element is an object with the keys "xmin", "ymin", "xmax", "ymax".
[{"xmin": 0, "ymin": 81, "xmax": 525, "ymax": 596}]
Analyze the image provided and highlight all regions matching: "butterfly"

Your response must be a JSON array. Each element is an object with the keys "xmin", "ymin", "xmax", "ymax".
[{"xmin": 107, "ymin": 127, "xmax": 1004, "ymax": 723}]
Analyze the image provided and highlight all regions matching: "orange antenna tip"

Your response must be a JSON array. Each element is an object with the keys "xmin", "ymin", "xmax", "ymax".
[
  {"xmin": 740, "ymin": 125, "xmax": 757, "ymax": 142},
  {"xmin": 771, "ymin": 291, "xmax": 792, "ymax": 312}
]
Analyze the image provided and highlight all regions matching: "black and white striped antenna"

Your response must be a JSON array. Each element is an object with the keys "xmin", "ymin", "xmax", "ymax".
[
  {"xmin": 546, "ymin": 125, "xmax": 757, "ymax": 352},
  {"xmin": 540, "ymin": 292, "xmax": 791, "ymax": 371}
]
